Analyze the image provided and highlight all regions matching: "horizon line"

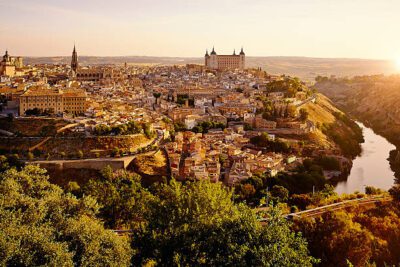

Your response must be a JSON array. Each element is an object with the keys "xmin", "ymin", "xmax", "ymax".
[{"xmin": 16, "ymin": 54, "xmax": 394, "ymax": 62}]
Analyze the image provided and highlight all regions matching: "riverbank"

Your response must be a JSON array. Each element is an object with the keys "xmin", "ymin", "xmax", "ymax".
[{"xmin": 335, "ymin": 122, "xmax": 396, "ymax": 194}]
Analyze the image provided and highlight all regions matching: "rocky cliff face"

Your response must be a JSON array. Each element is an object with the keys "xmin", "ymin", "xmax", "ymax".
[{"xmin": 314, "ymin": 76, "xmax": 400, "ymax": 148}]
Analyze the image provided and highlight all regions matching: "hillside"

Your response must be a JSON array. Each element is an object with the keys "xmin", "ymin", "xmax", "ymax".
[
  {"xmin": 314, "ymin": 75, "xmax": 400, "ymax": 148},
  {"xmin": 300, "ymin": 93, "xmax": 363, "ymax": 158}
]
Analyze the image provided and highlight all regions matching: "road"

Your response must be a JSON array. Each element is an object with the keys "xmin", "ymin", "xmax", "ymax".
[
  {"xmin": 258, "ymin": 195, "xmax": 391, "ymax": 222},
  {"xmin": 295, "ymin": 94, "xmax": 317, "ymax": 108}
]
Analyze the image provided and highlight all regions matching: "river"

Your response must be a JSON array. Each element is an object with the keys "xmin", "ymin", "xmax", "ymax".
[{"xmin": 335, "ymin": 122, "xmax": 396, "ymax": 194}]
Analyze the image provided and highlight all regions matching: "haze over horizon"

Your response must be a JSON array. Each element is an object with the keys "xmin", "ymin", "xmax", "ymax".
[{"xmin": 1, "ymin": 0, "xmax": 400, "ymax": 60}]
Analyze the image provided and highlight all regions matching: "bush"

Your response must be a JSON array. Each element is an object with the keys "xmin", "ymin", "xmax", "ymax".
[
  {"xmin": 111, "ymin": 147, "xmax": 120, "ymax": 157},
  {"xmin": 27, "ymin": 152, "xmax": 34, "ymax": 161},
  {"xmin": 365, "ymin": 186, "xmax": 383, "ymax": 195}
]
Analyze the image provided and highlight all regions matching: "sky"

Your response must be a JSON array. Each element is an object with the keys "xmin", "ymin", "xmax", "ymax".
[{"xmin": 1, "ymin": 0, "xmax": 400, "ymax": 59}]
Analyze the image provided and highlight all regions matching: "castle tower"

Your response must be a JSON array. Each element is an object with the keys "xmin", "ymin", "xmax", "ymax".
[
  {"xmin": 239, "ymin": 47, "xmax": 245, "ymax": 70},
  {"xmin": 209, "ymin": 46, "xmax": 218, "ymax": 69},
  {"xmin": 204, "ymin": 49, "xmax": 209, "ymax": 67},
  {"xmin": 3, "ymin": 50, "xmax": 10, "ymax": 63},
  {"xmin": 71, "ymin": 45, "xmax": 78, "ymax": 73}
]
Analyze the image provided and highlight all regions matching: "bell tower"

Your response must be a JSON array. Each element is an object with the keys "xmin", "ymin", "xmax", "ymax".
[{"xmin": 71, "ymin": 45, "xmax": 78, "ymax": 73}]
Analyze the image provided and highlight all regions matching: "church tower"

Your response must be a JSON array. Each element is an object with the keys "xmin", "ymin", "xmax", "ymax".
[{"xmin": 71, "ymin": 45, "xmax": 78, "ymax": 73}]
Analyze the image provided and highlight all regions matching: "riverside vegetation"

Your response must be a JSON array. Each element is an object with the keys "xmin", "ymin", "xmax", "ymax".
[{"xmin": 2, "ymin": 157, "xmax": 400, "ymax": 266}]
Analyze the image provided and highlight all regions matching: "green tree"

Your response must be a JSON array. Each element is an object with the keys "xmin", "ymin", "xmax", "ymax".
[
  {"xmin": 131, "ymin": 179, "xmax": 315, "ymax": 266},
  {"xmin": 83, "ymin": 166, "xmax": 154, "ymax": 228},
  {"xmin": 0, "ymin": 155, "xmax": 10, "ymax": 172},
  {"xmin": 0, "ymin": 165, "xmax": 132, "ymax": 266},
  {"xmin": 271, "ymin": 185, "xmax": 289, "ymax": 203}
]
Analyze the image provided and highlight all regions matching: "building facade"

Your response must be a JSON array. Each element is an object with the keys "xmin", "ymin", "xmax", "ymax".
[
  {"xmin": 19, "ymin": 88, "xmax": 87, "ymax": 115},
  {"xmin": 0, "ymin": 50, "xmax": 23, "ymax": 77},
  {"xmin": 204, "ymin": 47, "xmax": 245, "ymax": 70}
]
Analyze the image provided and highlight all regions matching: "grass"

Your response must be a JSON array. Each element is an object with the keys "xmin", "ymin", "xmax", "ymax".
[{"xmin": 132, "ymin": 150, "xmax": 168, "ymax": 176}]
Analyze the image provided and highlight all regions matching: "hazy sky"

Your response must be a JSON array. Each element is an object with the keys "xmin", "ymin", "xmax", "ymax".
[{"xmin": 1, "ymin": 0, "xmax": 400, "ymax": 59}]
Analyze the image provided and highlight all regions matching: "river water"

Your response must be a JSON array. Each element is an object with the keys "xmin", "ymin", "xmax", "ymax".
[{"xmin": 335, "ymin": 122, "xmax": 396, "ymax": 194}]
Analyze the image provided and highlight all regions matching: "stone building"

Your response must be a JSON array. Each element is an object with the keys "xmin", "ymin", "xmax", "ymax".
[
  {"xmin": 69, "ymin": 45, "xmax": 114, "ymax": 82},
  {"xmin": 204, "ymin": 47, "xmax": 245, "ymax": 70},
  {"xmin": 19, "ymin": 87, "xmax": 87, "ymax": 115},
  {"xmin": 0, "ymin": 50, "xmax": 23, "ymax": 77}
]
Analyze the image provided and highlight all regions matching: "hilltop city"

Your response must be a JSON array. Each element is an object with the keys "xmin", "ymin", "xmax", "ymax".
[{"xmin": 0, "ymin": 46, "xmax": 362, "ymax": 188}]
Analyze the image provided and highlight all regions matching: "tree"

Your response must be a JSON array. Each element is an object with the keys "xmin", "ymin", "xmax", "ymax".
[
  {"xmin": 290, "ymin": 194, "xmax": 312, "ymax": 210},
  {"xmin": 27, "ymin": 152, "xmax": 34, "ymax": 161},
  {"xmin": 131, "ymin": 179, "xmax": 315, "ymax": 266},
  {"xmin": 364, "ymin": 186, "xmax": 383, "ymax": 195},
  {"xmin": 271, "ymin": 185, "xmax": 289, "ymax": 203},
  {"xmin": 83, "ymin": 166, "xmax": 154, "ymax": 228},
  {"xmin": 77, "ymin": 150, "xmax": 84, "ymax": 159},
  {"xmin": 143, "ymin": 123, "xmax": 154, "ymax": 138},
  {"xmin": 294, "ymin": 211, "xmax": 373, "ymax": 267},
  {"xmin": 111, "ymin": 147, "xmax": 120, "ymax": 157},
  {"xmin": 389, "ymin": 184, "xmax": 400, "ymax": 202},
  {"xmin": 286, "ymin": 104, "xmax": 297, "ymax": 118},
  {"xmin": 240, "ymin": 183, "xmax": 256, "ymax": 199},
  {"xmin": 0, "ymin": 155, "xmax": 10, "ymax": 172},
  {"xmin": 299, "ymin": 108, "xmax": 309, "ymax": 122},
  {"xmin": 0, "ymin": 165, "xmax": 132, "ymax": 266}
]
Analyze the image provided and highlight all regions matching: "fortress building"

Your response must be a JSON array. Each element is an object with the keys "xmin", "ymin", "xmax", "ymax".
[
  {"xmin": 204, "ymin": 47, "xmax": 245, "ymax": 70},
  {"xmin": 0, "ymin": 50, "xmax": 23, "ymax": 77}
]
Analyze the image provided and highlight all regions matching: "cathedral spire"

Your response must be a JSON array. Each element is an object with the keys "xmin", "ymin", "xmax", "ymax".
[{"xmin": 71, "ymin": 44, "xmax": 78, "ymax": 73}]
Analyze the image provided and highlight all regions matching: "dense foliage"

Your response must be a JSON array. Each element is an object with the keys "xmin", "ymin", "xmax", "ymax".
[
  {"xmin": 0, "ymin": 165, "xmax": 132, "ymax": 266},
  {"xmin": 266, "ymin": 76, "xmax": 308, "ymax": 98},
  {"xmin": 131, "ymin": 179, "xmax": 315, "ymax": 266},
  {"xmin": 83, "ymin": 166, "xmax": 154, "ymax": 228},
  {"xmin": 321, "ymin": 112, "xmax": 363, "ymax": 157},
  {"xmin": 250, "ymin": 133, "xmax": 291, "ymax": 153},
  {"xmin": 93, "ymin": 120, "xmax": 154, "ymax": 138},
  {"xmin": 0, "ymin": 164, "xmax": 315, "ymax": 266},
  {"xmin": 294, "ymin": 200, "xmax": 400, "ymax": 267}
]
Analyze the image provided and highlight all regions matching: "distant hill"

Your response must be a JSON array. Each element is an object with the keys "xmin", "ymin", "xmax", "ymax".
[{"xmin": 24, "ymin": 56, "xmax": 396, "ymax": 81}]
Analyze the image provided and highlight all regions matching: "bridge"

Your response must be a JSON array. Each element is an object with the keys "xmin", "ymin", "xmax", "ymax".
[{"xmin": 258, "ymin": 195, "xmax": 391, "ymax": 222}]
